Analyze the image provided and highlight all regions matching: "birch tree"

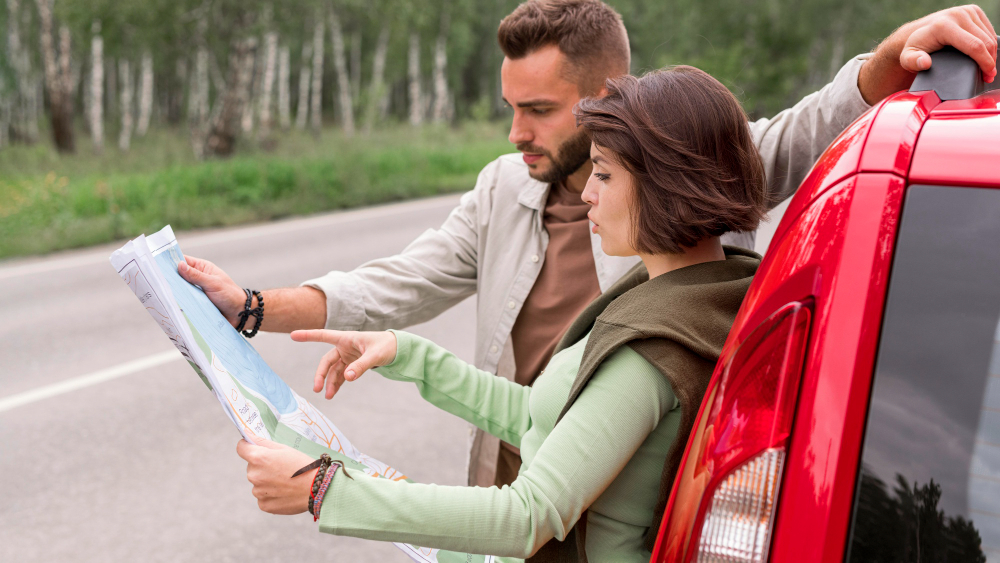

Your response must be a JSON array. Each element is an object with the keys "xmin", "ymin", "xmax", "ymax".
[
  {"xmin": 242, "ymin": 47, "xmax": 263, "ymax": 133},
  {"xmin": 36, "ymin": 0, "xmax": 74, "ymax": 152},
  {"xmin": 407, "ymin": 31, "xmax": 422, "ymax": 126},
  {"xmin": 188, "ymin": 13, "xmax": 211, "ymax": 158},
  {"xmin": 204, "ymin": 36, "xmax": 257, "ymax": 157},
  {"xmin": 89, "ymin": 19, "xmax": 103, "ymax": 151},
  {"xmin": 363, "ymin": 26, "xmax": 389, "ymax": 134},
  {"xmin": 7, "ymin": 0, "xmax": 39, "ymax": 144},
  {"xmin": 328, "ymin": 7, "xmax": 354, "ymax": 135},
  {"xmin": 309, "ymin": 15, "xmax": 324, "ymax": 135},
  {"xmin": 258, "ymin": 29, "xmax": 277, "ymax": 139},
  {"xmin": 136, "ymin": 50, "xmax": 153, "ymax": 137},
  {"xmin": 0, "ymin": 78, "xmax": 9, "ymax": 149},
  {"xmin": 349, "ymin": 29, "xmax": 361, "ymax": 100},
  {"xmin": 118, "ymin": 58, "xmax": 133, "ymax": 151},
  {"xmin": 277, "ymin": 44, "xmax": 290, "ymax": 129},
  {"xmin": 294, "ymin": 39, "xmax": 311, "ymax": 130},
  {"xmin": 105, "ymin": 56, "xmax": 116, "ymax": 119},
  {"xmin": 431, "ymin": 9, "xmax": 450, "ymax": 124}
]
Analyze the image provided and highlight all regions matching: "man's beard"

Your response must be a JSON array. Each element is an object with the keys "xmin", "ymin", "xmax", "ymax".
[{"xmin": 518, "ymin": 129, "xmax": 592, "ymax": 184}]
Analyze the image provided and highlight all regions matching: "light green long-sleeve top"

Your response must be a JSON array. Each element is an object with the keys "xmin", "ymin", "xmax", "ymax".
[{"xmin": 318, "ymin": 330, "xmax": 680, "ymax": 561}]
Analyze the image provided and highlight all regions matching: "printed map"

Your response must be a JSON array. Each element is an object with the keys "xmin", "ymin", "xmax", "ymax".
[{"xmin": 111, "ymin": 226, "xmax": 495, "ymax": 563}]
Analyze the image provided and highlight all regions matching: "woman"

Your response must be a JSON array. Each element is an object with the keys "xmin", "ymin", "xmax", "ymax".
[{"xmin": 237, "ymin": 66, "xmax": 767, "ymax": 562}]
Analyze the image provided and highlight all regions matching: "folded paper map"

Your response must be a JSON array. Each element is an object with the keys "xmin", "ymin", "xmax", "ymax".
[{"xmin": 110, "ymin": 226, "xmax": 496, "ymax": 563}]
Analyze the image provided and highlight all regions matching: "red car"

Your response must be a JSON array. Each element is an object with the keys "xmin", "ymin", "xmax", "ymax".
[{"xmin": 651, "ymin": 48, "xmax": 1000, "ymax": 562}]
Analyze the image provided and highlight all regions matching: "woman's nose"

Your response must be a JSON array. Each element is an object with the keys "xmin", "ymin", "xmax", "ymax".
[{"xmin": 581, "ymin": 179, "xmax": 598, "ymax": 205}]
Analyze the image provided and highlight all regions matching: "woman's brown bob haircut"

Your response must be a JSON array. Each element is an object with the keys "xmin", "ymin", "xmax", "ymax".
[{"xmin": 575, "ymin": 67, "xmax": 767, "ymax": 254}]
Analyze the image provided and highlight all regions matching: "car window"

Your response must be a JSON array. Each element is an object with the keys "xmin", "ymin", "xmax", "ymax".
[{"xmin": 846, "ymin": 185, "xmax": 1000, "ymax": 563}]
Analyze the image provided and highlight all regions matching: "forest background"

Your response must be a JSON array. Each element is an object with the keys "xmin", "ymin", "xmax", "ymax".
[{"xmin": 1, "ymin": 0, "xmax": 996, "ymax": 258}]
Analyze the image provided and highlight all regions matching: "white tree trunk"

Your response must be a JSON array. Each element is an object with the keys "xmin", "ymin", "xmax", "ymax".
[
  {"xmin": 258, "ymin": 31, "xmax": 278, "ymax": 137},
  {"xmin": 408, "ymin": 32, "xmax": 423, "ymax": 126},
  {"xmin": 21, "ymin": 4, "xmax": 41, "ymax": 143},
  {"xmin": 7, "ymin": 0, "xmax": 38, "ymax": 143},
  {"xmin": 0, "ymin": 93, "xmax": 8, "ymax": 148},
  {"xmin": 118, "ymin": 59, "xmax": 134, "ymax": 151},
  {"xmin": 195, "ymin": 48, "xmax": 209, "ymax": 122},
  {"xmin": 277, "ymin": 44, "xmax": 291, "ymax": 129},
  {"xmin": 350, "ymin": 29, "xmax": 361, "ymax": 100},
  {"xmin": 136, "ymin": 50, "xmax": 153, "ymax": 136},
  {"xmin": 89, "ymin": 20, "xmax": 104, "ymax": 150},
  {"xmin": 204, "ymin": 37, "xmax": 257, "ymax": 157},
  {"xmin": 364, "ymin": 27, "xmax": 390, "ymax": 134},
  {"xmin": 309, "ymin": 17, "xmax": 324, "ymax": 135},
  {"xmin": 431, "ymin": 24, "xmax": 449, "ymax": 123},
  {"xmin": 106, "ymin": 57, "xmax": 116, "ymax": 119},
  {"xmin": 242, "ymin": 44, "xmax": 263, "ymax": 133},
  {"xmin": 295, "ymin": 41, "xmax": 311, "ymax": 130},
  {"xmin": 328, "ymin": 9, "xmax": 354, "ymax": 135},
  {"xmin": 58, "ymin": 24, "xmax": 73, "ymax": 104},
  {"xmin": 188, "ymin": 13, "xmax": 211, "ymax": 157},
  {"xmin": 0, "ymin": 77, "xmax": 9, "ymax": 148},
  {"xmin": 36, "ymin": 0, "xmax": 75, "ymax": 152}
]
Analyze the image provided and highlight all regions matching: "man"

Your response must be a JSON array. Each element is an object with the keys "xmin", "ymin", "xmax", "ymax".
[{"xmin": 181, "ymin": 1, "xmax": 997, "ymax": 488}]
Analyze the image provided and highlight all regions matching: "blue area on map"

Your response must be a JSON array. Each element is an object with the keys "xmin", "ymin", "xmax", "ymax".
[{"xmin": 154, "ymin": 243, "xmax": 296, "ymax": 415}]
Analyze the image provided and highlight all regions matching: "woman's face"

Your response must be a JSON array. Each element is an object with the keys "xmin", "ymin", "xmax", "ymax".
[{"xmin": 581, "ymin": 142, "xmax": 638, "ymax": 257}]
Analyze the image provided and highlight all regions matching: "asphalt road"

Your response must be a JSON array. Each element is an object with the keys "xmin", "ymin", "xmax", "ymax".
[
  {"xmin": 0, "ymin": 192, "xmax": 787, "ymax": 563},
  {"xmin": 0, "ymin": 194, "xmax": 477, "ymax": 563}
]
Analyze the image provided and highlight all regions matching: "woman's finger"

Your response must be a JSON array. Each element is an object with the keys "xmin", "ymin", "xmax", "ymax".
[
  {"xmin": 326, "ymin": 358, "xmax": 347, "ymax": 399},
  {"xmin": 291, "ymin": 329, "xmax": 345, "ymax": 345},
  {"xmin": 344, "ymin": 353, "xmax": 378, "ymax": 381},
  {"xmin": 314, "ymin": 347, "xmax": 342, "ymax": 393}
]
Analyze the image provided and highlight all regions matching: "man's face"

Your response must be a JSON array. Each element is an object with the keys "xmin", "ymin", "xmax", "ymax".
[{"xmin": 501, "ymin": 45, "xmax": 593, "ymax": 184}]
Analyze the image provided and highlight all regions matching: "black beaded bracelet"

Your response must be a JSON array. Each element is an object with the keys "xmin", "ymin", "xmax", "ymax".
[{"xmin": 236, "ymin": 288, "xmax": 264, "ymax": 338}]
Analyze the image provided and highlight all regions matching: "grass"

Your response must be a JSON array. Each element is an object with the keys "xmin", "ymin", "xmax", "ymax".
[{"xmin": 0, "ymin": 122, "xmax": 513, "ymax": 259}]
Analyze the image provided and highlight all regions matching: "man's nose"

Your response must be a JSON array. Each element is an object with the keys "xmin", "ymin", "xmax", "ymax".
[{"xmin": 508, "ymin": 113, "xmax": 532, "ymax": 146}]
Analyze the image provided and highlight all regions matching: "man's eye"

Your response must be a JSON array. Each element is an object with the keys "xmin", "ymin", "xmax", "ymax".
[
  {"xmin": 531, "ymin": 108, "xmax": 550, "ymax": 115},
  {"xmin": 594, "ymin": 173, "xmax": 610, "ymax": 181}
]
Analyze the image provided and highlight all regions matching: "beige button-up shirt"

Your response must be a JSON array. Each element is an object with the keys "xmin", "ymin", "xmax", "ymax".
[{"xmin": 303, "ymin": 54, "xmax": 871, "ymax": 485}]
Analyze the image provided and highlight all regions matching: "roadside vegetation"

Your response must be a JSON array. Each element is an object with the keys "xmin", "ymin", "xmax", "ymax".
[{"xmin": 0, "ymin": 123, "xmax": 511, "ymax": 258}]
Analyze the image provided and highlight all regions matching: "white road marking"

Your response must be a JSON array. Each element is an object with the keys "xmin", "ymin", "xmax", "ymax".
[
  {"xmin": 0, "ymin": 350, "xmax": 182, "ymax": 413},
  {"xmin": 0, "ymin": 193, "xmax": 463, "ymax": 281}
]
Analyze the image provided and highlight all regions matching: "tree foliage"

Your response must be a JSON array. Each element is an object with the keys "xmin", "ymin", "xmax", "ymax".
[{"xmin": 3, "ymin": 0, "xmax": 999, "ymax": 154}]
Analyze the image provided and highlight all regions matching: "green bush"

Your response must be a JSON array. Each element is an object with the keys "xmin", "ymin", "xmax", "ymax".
[{"xmin": 0, "ymin": 124, "xmax": 512, "ymax": 259}]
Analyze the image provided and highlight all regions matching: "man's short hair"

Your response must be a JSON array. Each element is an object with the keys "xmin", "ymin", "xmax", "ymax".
[
  {"xmin": 497, "ymin": 0, "xmax": 630, "ymax": 95},
  {"xmin": 575, "ymin": 67, "xmax": 768, "ymax": 254}
]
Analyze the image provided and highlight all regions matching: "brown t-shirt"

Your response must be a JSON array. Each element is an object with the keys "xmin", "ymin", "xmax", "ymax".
[
  {"xmin": 510, "ymin": 182, "xmax": 602, "ymax": 387},
  {"xmin": 497, "ymin": 183, "xmax": 602, "ymax": 486}
]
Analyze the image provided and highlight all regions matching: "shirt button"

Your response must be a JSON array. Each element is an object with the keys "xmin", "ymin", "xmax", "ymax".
[
  {"xmin": 531, "ymin": 255, "xmax": 539, "ymax": 263},
  {"xmin": 490, "ymin": 345, "xmax": 499, "ymax": 354},
  {"xmin": 508, "ymin": 301, "xmax": 516, "ymax": 309}
]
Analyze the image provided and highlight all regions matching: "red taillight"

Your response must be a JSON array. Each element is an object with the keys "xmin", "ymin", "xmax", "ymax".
[{"xmin": 652, "ymin": 301, "xmax": 812, "ymax": 563}]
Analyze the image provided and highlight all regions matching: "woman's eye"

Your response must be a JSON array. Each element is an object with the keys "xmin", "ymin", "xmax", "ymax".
[{"xmin": 594, "ymin": 172, "xmax": 610, "ymax": 181}]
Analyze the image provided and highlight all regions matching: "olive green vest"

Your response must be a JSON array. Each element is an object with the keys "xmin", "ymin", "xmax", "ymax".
[{"xmin": 528, "ymin": 246, "xmax": 760, "ymax": 562}]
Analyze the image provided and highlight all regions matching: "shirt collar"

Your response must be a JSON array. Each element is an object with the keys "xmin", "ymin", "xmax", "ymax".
[{"xmin": 517, "ymin": 178, "xmax": 551, "ymax": 211}]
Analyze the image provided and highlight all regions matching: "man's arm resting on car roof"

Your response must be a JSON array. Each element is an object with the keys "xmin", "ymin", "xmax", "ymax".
[
  {"xmin": 858, "ymin": 5, "xmax": 998, "ymax": 105},
  {"xmin": 748, "ymin": 6, "xmax": 998, "ymax": 210}
]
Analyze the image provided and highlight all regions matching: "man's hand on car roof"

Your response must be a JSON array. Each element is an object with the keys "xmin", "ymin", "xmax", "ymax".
[{"xmin": 858, "ymin": 5, "xmax": 998, "ymax": 105}]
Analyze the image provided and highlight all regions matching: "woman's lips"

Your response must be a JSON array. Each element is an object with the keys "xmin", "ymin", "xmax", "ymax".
[{"xmin": 522, "ymin": 153, "xmax": 543, "ymax": 165}]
